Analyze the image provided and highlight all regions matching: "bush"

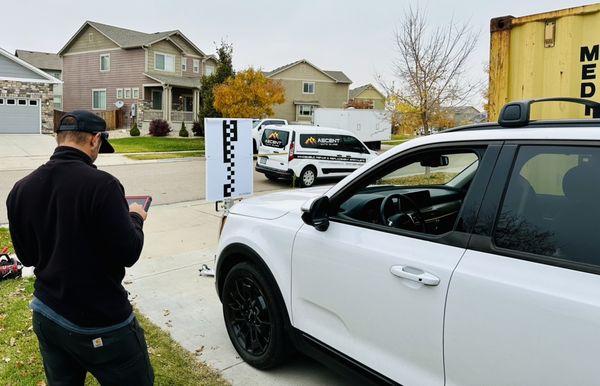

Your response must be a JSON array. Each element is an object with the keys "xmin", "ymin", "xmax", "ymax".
[
  {"xmin": 192, "ymin": 121, "xmax": 204, "ymax": 137},
  {"xmin": 179, "ymin": 121, "xmax": 189, "ymax": 137},
  {"xmin": 130, "ymin": 121, "xmax": 140, "ymax": 137},
  {"xmin": 149, "ymin": 119, "xmax": 171, "ymax": 137}
]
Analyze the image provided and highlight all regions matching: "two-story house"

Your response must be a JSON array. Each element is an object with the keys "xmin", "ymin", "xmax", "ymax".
[
  {"xmin": 15, "ymin": 50, "xmax": 63, "ymax": 110},
  {"xmin": 58, "ymin": 21, "xmax": 217, "ymax": 129},
  {"xmin": 263, "ymin": 59, "xmax": 352, "ymax": 124},
  {"xmin": 348, "ymin": 83, "xmax": 386, "ymax": 110}
]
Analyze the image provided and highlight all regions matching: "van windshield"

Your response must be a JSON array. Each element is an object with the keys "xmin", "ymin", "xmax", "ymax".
[{"xmin": 262, "ymin": 128, "xmax": 289, "ymax": 149}]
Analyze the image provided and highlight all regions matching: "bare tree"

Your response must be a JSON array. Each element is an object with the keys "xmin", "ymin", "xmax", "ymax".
[{"xmin": 379, "ymin": 7, "xmax": 480, "ymax": 134}]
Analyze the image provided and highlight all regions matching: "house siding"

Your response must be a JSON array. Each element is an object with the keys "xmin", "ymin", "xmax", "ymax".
[
  {"xmin": 268, "ymin": 63, "xmax": 349, "ymax": 122},
  {"xmin": 354, "ymin": 88, "xmax": 385, "ymax": 109},
  {"xmin": 169, "ymin": 35, "xmax": 202, "ymax": 57},
  {"xmin": 146, "ymin": 40, "xmax": 182, "ymax": 77},
  {"xmin": 62, "ymin": 48, "xmax": 146, "ymax": 114},
  {"xmin": 0, "ymin": 55, "xmax": 46, "ymax": 80},
  {"xmin": 64, "ymin": 25, "xmax": 119, "ymax": 54}
]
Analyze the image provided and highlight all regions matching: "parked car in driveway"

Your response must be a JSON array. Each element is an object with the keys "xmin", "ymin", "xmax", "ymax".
[
  {"xmin": 216, "ymin": 97, "xmax": 600, "ymax": 385},
  {"xmin": 256, "ymin": 125, "xmax": 376, "ymax": 187}
]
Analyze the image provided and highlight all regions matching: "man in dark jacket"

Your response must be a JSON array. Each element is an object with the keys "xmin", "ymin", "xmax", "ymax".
[{"xmin": 6, "ymin": 111, "xmax": 154, "ymax": 385}]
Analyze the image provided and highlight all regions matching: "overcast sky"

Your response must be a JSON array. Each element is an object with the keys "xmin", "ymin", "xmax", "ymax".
[{"xmin": 1, "ymin": 0, "xmax": 597, "ymax": 108}]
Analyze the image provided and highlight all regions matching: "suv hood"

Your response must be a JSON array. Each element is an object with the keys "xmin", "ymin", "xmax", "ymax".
[{"xmin": 229, "ymin": 186, "xmax": 331, "ymax": 220}]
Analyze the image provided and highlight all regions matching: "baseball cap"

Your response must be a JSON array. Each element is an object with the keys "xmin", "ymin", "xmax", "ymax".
[{"xmin": 57, "ymin": 110, "xmax": 115, "ymax": 154}]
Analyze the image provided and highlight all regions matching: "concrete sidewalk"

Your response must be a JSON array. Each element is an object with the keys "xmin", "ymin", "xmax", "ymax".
[{"xmin": 126, "ymin": 200, "xmax": 354, "ymax": 385}]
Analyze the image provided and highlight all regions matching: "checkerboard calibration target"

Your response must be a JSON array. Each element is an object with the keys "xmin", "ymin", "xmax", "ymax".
[{"xmin": 222, "ymin": 120, "xmax": 238, "ymax": 197}]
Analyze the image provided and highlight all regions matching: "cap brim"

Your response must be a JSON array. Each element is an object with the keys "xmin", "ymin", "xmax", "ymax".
[{"xmin": 99, "ymin": 136, "xmax": 114, "ymax": 154}]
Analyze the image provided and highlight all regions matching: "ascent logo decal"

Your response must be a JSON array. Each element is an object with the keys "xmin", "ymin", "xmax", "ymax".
[
  {"xmin": 304, "ymin": 136, "xmax": 317, "ymax": 145},
  {"xmin": 268, "ymin": 131, "xmax": 280, "ymax": 140}
]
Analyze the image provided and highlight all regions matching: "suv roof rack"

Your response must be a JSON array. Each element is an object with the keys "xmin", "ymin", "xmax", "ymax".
[
  {"xmin": 444, "ymin": 97, "xmax": 600, "ymax": 133},
  {"xmin": 498, "ymin": 97, "xmax": 600, "ymax": 127}
]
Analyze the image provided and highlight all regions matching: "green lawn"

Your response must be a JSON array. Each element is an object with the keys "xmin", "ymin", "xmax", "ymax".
[
  {"xmin": 382, "ymin": 134, "xmax": 415, "ymax": 145},
  {"xmin": 125, "ymin": 151, "xmax": 204, "ymax": 161},
  {"xmin": 0, "ymin": 228, "xmax": 12, "ymax": 253},
  {"xmin": 0, "ymin": 226, "xmax": 226, "ymax": 385},
  {"xmin": 109, "ymin": 138, "xmax": 205, "ymax": 154}
]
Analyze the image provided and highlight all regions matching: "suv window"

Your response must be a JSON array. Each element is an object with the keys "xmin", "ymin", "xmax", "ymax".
[
  {"xmin": 261, "ymin": 128, "xmax": 289, "ymax": 149},
  {"xmin": 336, "ymin": 148, "xmax": 484, "ymax": 236},
  {"xmin": 494, "ymin": 145, "xmax": 600, "ymax": 267}
]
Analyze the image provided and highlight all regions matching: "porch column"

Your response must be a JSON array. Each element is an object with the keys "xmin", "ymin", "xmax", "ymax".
[
  {"xmin": 162, "ymin": 85, "xmax": 169, "ymax": 121},
  {"xmin": 192, "ymin": 89, "xmax": 199, "ymax": 119}
]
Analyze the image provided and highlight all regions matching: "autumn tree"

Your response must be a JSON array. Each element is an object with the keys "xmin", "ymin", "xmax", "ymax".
[
  {"xmin": 379, "ymin": 6, "xmax": 479, "ymax": 135},
  {"xmin": 196, "ymin": 40, "xmax": 234, "ymax": 133},
  {"xmin": 213, "ymin": 68, "xmax": 285, "ymax": 118},
  {"xmin": 344, "ymin": 99, "xmax": 374, "ymax": 109}
]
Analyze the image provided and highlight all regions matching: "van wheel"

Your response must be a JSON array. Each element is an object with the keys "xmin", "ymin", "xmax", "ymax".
[
  {"xmin": 222, "ymin": 262, "xmax": 292, "ymax": 369},
  {"xmin": 298, "ymin": 166, "xmax": 317, "ymax": 188}
]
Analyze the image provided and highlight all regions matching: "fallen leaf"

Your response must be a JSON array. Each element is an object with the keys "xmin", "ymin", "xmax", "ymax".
[
  {"xmin": 3, "ymin": 357, "xmax": 11, "ymax": 363},
  {"xmin": 9, "ymin": 337, "xmax": 15, "ymax": 346},
  {"xmin": 123, "ymin": 280, "xmax": 132, "ymax": 285},
  {"xmin": 163, "ymin": 309, "xmax": 170, "ymax": 317}
]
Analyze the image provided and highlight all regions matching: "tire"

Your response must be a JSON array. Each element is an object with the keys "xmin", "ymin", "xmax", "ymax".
[
  {"xmin": 265, "ymin": 173, "xmax": 279, "ymax": 181},
  {"xmin": 298, "ymin": 166, "xmax": 317, "ymax": 188},
  {"xmin": 222, "ymin": 262, "xmax": 292, "ymax": 369}
]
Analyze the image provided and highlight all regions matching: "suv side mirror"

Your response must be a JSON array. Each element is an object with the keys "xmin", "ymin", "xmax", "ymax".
[{"xmin": 301, "ymin": 196, "xmax": 330, "ymax": 231}]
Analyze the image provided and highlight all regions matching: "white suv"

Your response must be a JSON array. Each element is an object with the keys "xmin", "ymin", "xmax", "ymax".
[{"xmin": 216, "ymin": 98, "xmax": 600, "ymax": 385}]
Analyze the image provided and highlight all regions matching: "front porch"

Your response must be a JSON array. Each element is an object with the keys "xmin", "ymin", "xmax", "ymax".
[{"xmin": 140, "ymin": 74, "xmax": 202, "ymax": 131}]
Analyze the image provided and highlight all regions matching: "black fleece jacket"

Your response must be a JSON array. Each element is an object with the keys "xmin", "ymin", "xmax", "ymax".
[{"xmin": 6, "ymin": 146, "xmax": 144, "ymax": 327}]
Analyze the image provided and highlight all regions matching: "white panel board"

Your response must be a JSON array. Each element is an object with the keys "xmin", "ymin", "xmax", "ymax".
[{"xmin": 205, "ymin": 118, "xmax": 253, "ymax": 201}]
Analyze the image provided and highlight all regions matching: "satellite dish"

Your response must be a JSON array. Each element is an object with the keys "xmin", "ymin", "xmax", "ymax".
[{"xmin": 115, "ymin": 100, "xmax": 124, "ymax": 108}]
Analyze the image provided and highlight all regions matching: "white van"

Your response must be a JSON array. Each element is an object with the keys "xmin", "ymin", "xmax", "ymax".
[
  {"xmin": 256, "ymin": 125, "xmax": 376, "ymax": 187},
  {"xmin": 252, "ymin": 118, "xmax": 288, "ymax": 153}
]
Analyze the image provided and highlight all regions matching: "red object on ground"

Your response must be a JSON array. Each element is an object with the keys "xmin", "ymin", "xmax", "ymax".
[{"xmin": 0, "ymin": 247, "xmax": 22, "ymax": 280}]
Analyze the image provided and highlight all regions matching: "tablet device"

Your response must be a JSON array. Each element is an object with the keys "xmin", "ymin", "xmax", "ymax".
[{"xmin": 125, "ymin": 195, "xmax": 153, "ymax": 211}]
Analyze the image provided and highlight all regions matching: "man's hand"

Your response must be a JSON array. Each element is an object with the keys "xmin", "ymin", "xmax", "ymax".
[{"xmin": 129, "ymin": 203, "xmax": 147, "ymax": 222}]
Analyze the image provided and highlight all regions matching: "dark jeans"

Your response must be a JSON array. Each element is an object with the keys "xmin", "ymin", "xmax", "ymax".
[{"xmin": 32, "ymin": 312, "xmax": 154, "ymax": 386}]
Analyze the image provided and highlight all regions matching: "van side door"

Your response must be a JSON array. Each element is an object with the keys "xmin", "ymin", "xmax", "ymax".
[{"xmin": 445, "ymin": 143, "xmax": 600, "ymax": 386}]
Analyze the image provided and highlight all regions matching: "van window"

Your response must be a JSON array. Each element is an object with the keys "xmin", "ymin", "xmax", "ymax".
[
  {"xmin": 494, "ymin": 145, "xmax": 600, "ymax": 267},
  {"xmin": 341, "ymin": 136, "xmax": 368, "ymax": 153},
  {"xmin": 262, "ymin": 128, "xmax": 289, "ymax": 148},
  {"xmin": 300, "ymin": 134, "xmax": 343, "ymax": 150}
]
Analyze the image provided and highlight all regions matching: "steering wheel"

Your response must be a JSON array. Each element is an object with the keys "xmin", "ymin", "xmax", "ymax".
[{"xmin": 379, "ymin": 193, "xmax": 427, "ymax": 232}]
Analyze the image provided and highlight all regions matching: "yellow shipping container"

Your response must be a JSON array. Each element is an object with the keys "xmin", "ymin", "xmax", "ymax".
[{"xmin": 489, "ymin": 3, "xmax": 600, "ymax": 121}]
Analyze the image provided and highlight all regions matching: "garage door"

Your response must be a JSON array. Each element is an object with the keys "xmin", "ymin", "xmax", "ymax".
[{"xmin": 0, "ymin": 98, "xmax": 41, "ymax": 134}]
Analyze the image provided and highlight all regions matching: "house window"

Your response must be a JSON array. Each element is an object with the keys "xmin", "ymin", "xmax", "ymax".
[
  {"xmin": 124, "ymin": 88, "xmax": 132, "ymax": 99},
  {"xmin": 132, "ymin": 88, "xmax": 139, "ymax": 99},
  {"xmin": 92, "ymin": 89, "xmax": 107, "ymax": 110},
  {"xmin": 155, "ymin": 53, "xmax": 175, "ymax": 72},
  {"xmin": 299, "ymin": 104, "xmax": 315, "ymax": 116},
  {"xmin": 100, "ymin": 54, "xmax": 110, "ymax": 72},
  {"xmin": 7, "ymin": 99, "xmax": 15, "ymax": 105},
  {"xmin": 204, "ymin": 65, "xmax": 214, "ymax": 76},
  {"xmin": 182, "ymin": 57, "xmax": 187, "ymax": 71},
  {"xmin": 116, "ymin": 88, "xmax": 123, "ymax": 99},
  {"xmin": 152, "ymin": 90, "xmax": 162, "ymax": 110},
  {"xmin": 0, "ymin": 99, "xmax": 3, "ymax": 105},
  {"xmin": 18, "ymin": 99, "xmax": 27, "ymax": 106},
  {"xmin": 53, "ymin": 96, "xmax": 61, "ymax": 109},
  {"xmin": 193, "ymin": 59, "xmax": 200, "ymax": 73},
  {"xmin": 303, "ymin": 82, "xmax": 315, "ymax": 94},
  {"xmin": 29, "ymin": 100, "xmax": 38, "ymax": 106}
]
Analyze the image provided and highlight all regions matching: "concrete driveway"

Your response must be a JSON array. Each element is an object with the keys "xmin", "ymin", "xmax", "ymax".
[{"xmin": 0, "ymin": 134, "xmax": 56, "ymax": 157}]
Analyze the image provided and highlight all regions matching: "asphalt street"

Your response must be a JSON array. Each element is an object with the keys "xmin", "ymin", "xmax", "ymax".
[{"xmin": 0, "ymin": 158, "xmax": 295, "ymax": 224}]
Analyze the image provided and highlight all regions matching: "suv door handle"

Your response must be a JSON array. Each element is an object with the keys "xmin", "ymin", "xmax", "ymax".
[{"xmin": 390, "ymin": 265, "xmax": 440, "ymax": 286}]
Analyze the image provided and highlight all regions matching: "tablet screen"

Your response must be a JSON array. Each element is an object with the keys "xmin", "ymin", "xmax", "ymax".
[{"xmin": 125, "ymin": 196, "xmax": 152, "ymax": 211}]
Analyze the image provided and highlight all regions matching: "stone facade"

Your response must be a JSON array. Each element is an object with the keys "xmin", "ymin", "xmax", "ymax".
[{"xmin": 0, "ymin": 80, "xmax": 54, "ymax": 133}]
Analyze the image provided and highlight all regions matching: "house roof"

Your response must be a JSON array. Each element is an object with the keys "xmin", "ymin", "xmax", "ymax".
[
  {"xmin": 0, "ymin": 47, "xmax": 61, "ymax": 84},
  {"xmin": 349, "ymin": 83, "xmax": 385, "ymax": 99},
  {"xmin": 59, "ymin": 21, "xmax": 206, "ymax": 57},
  {"xmin": 15, "ymin": 50, "xmax": 62, "ymax": 71},
  {"xmin": 144, "ymin": 73, "xmax": 201, "ymax": 89},
  {"xmin": 264, "ymin": 59, "xmax": 352, "ymax": 84}
]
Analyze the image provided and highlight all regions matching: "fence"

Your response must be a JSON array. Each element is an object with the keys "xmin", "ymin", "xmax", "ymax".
[
  {"xmin": 171, "ymin": 111, "xmax": 195, "ymax": 122},
  {"xmin": 54, "ymin": 109, "xmax": 126, "ymax": 130}
]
